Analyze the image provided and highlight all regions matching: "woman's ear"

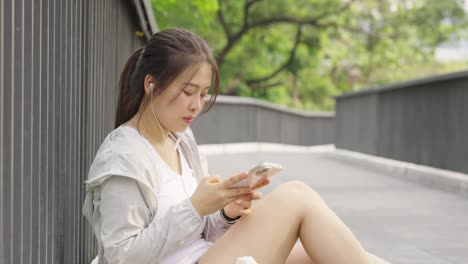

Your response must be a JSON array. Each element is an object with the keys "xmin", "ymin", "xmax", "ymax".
[{"xmin": 144, "ymin": 74, "xmax": 156, "ymax": 96}]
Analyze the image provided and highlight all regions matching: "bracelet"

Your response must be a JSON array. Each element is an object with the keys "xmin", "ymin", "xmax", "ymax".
[{"xmin": 220, "ymin": 209, "xmax": 241, "ymax": 224}]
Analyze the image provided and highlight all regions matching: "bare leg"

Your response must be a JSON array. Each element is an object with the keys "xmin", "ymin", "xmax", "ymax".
[
  {"xmin": 285, "ymin": 240, "xmax": 391, "ymax": 264},
  {"xmin": 284, "ymin": 241, "xmax": 315, "ymax": 264},
  {"xmin": 367, "ymin": 252, "xmax": 392, "ymax": 264},
  {"xmin": 199, "ymin": 181, "xmax": 374, "ymax": 264}
]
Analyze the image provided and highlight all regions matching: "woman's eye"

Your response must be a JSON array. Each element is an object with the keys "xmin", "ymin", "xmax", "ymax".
[
  {"xmin": 183, "ymin": 90, "xmax": 193, "ymax": 96},
  {"xmin": 201, "ymin": 94, "xmax": 208, "ymax": 99}
]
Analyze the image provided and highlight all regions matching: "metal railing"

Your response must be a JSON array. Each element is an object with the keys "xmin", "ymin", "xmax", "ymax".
[
  {"xmin": 192, "ymin": 95, "xmax": 335, "ymax": 146},
  {"xmin": 335, "ymin": 70, "xmax": 468, "ymax": 174}
]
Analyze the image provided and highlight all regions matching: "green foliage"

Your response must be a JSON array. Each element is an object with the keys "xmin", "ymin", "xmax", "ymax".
[
  {"xmin": 151, "ymin": 0, "xmax": 218, "ymax": 31},
  {"xmin": 152, "ymin": 0, "xmax": 468, "ymax": 111}
]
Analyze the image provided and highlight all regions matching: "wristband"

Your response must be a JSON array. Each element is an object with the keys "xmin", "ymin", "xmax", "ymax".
[{"xmin": 220, "ymin": 209, "xmax": 241, "ymax": 224}]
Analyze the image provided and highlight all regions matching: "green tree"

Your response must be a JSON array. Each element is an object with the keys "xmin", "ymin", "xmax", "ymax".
[
  {"xmin": 152, "ymin": 0, "xmax": 468, "ymax": 110},
  {"xmin": 323, "ymin": 0, "xmax": 468, "ymax": 91}
]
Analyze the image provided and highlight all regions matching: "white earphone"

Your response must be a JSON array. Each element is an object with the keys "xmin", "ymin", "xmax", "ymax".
[{"xmin": 148, "ymin": 81, "xmax": 180, "ymax": 150}]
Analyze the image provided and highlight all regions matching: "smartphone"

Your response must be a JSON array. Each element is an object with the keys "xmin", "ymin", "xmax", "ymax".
[{"xmin": 230, "ymin": 162, "xmax": 282, "ymax": 188}]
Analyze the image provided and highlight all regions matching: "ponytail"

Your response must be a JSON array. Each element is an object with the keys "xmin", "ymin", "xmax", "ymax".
[{"xmin": 115, "ymin": 48, "xmax": 144, "ymax": 128}]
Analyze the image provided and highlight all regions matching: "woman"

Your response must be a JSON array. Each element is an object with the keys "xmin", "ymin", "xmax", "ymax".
[{"xmin": 82, "ymin": 28, "xmax": 390, "ymax": 264}]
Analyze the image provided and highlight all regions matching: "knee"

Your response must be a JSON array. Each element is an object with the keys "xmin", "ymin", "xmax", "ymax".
[
  {"xmin": 270, "ymin": 181, "xmax": 325, "ymax": 220},
  {"xmin": 276, "ymin": 180, "xmax": 322, "ymax": 204}
]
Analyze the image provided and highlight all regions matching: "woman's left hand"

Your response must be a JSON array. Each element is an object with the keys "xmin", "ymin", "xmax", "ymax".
[{"xmin": 223, "ymin": 178, "xmax": 271, "ymax": 219}]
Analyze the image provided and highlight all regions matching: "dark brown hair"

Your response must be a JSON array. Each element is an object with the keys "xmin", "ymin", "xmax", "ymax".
[{"xmin": 114, "ymin": 28, "xmax": 219, "ymax": 128}]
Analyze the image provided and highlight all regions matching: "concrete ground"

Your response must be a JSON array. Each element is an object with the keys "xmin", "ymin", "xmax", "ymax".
[{"xmin": 201, "ymin": 146, "xmax": 468, "ymax": 264}]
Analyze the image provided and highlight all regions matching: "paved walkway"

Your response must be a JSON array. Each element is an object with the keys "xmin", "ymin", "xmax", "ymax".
[{"xmin": 200, "ymin": 146, "xmax": 468, "ymax": 264}]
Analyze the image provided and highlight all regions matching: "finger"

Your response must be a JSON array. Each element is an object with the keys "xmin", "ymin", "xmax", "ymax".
[
  {"xmin": 252, "ymin": 178, "xmax": 271, "ymax": 190},
  {"xmin": 251, "ymin": 191, "xmax": 263, "ymax": 200},
  {"xmin": 236, "ymin": 199, "xmax": 252, "ymax": 208},
  {"xmin": 225, "ymin": 196, "xmax": 241, "ymax": 206},
  {"xmin": 222, "ymin": 172, "xmax": 249, "ymax": 188},
  {"xmin": 237, "ymin": 192, "xmax": 262, "ymax": 201},
  {"xmin": 237, "ymin": 193, "xmax": 252, "ymax": 200},
  {"xmin": 240, "ymin": 208, "xmax": 252, "ymax": 215},
  {"xmin": 235, "ymin": 193, "xmax": 254, "ymax": 200},
  {"xmin": 226, "ymin": 186, "xmax": 253, "ymax": 198},
  {"xmin": 252, "ymin": 178, "xmax": 269, "ymax": 190}
]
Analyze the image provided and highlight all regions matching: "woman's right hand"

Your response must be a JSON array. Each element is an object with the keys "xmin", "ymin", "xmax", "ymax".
[{"xmin": 190, "ymin": 172, "xmax": 254, "ymax": 217}]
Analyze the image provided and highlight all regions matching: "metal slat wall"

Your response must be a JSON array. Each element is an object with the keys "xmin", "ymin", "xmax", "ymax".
[
  {"xmin": 335, "ymin": 71, "xmax": 468, "ymax": 174},
  {"xmin": 0, "ymin": 0, "xmax": 144, "ymax": 263},
  {"xmin": 191, "ymin": 96, "xmax": 335, "ymax": 146}
]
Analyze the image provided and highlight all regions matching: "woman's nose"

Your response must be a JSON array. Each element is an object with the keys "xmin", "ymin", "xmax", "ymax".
[{"xmin": 190, "ymin": 96, "xmax": 202, "ymax": 112}]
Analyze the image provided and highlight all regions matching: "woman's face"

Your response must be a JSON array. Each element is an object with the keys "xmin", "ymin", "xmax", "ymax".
[{"xmin": 151, "ymin": 63, "xmax": 212, "ymax": 133}]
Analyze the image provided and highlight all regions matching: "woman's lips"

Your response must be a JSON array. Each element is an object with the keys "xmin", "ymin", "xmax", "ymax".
[{"xmin": 183, "ymin": 117, "xmax": 193, "ymax": 125}]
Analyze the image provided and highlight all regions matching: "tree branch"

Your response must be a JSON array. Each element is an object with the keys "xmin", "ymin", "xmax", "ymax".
[
  {"xmin": 217, "ymin": 17, "xmax": 337, "ymax": 65},
  {"xmin": 223, "ymin": 73, "xmax": 244, "ymax": 95},
  {"xmin": 251, "ymin": 81, "xmax": 283, "ymax": 91},
  {"xmin": 314, "ymin": 0, "xmax": 356, "ymax": 21},
  {"xmin": 246, "ymin": 25, "xmax": 303, "ymax": 86},
  {"xmin": 244, "ymin": 0, "xmax": 262, "ymax": 26},
  {"xmin": 249, "ymin": 17, "xmax": 319, "ymax": 28},
  {"xmin": 217, "ymin": 28, "xmax": 249, "ymax": 66},
  {"xmin": 248, "ymin": 0, "xmax": 356, "ymax": 30},
  {"xmin": 217, "ymin": 0, "xmax": 233, "ymax": 40},
  {"xmin": 216, "ymin": 0, "xmax": 362, "ymax": 68}
]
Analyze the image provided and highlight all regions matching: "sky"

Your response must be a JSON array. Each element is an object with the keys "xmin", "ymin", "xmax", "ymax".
[{"xmin": 433, "ymin": 0, "xmax": 468, "ymax": 62}]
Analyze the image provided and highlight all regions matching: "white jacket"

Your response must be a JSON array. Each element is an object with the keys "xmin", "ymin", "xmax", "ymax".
[{"xmin": 82, "ymin": 126, "xmax": 233, "ymax": 264}]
